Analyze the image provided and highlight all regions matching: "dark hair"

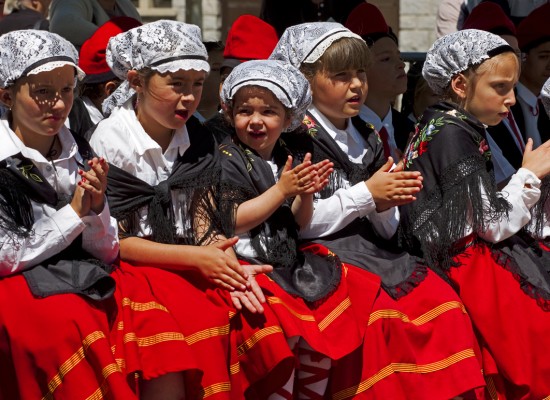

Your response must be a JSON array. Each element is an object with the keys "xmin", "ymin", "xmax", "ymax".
[{"xmin": 300, "ymin": 36, "xmax": 371, "ymax": 80}]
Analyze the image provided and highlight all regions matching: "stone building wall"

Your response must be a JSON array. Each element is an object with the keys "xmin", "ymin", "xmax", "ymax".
[
  {"xmin": 399, "ymin": 0, "xmax": 440, "ymax": 52},
  {"xmin": 139, "ymin": 0, "xmax": 441, "ymax": 52}
]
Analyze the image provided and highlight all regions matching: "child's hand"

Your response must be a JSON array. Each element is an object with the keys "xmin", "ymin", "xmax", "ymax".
[
  {"xmin": 302, "ymin": 158, "xmax": 333, "ymax": 195},
  {"xmin": 277, "ymin": 154, "xmax": 318, "ymax": 198},
  {"xmin": 70, "ymin": 184, "xmax": 91, "ymax": 218},
  {"xmin": 78, "ymin": 157, "xmax": 108, "ymax": 214},
  {"xmin": 230, "ymin": 264, "xmax": 273, "ymax": 314},
  {"xmin": 366, "ymin": 157, "xmax": 423, "ymax": 211},
  {"xmin": 522, "ymin": 138, "xmax": 550, "ymax": 179},
  {"xmin": 194, "ymin": 237, "xmax": 250, "ymax": 291}
]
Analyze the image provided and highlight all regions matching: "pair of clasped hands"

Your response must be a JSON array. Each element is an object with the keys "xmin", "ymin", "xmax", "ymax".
[{"xmin": 206, "ymin": 153, "xmax": 423, "ymax": 314}]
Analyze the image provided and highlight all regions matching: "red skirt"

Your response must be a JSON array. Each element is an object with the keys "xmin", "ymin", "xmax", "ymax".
[
  {"xmin": 328, "ymin": 265, "xmax": 485, "ymax": 400},
  {"xmin": 114, "ymin": 261, "xmax": 236, "ymax": 400},
  {"xmin": 450, "ymin": 242, "xmax": 550, "ymax": 400},
  {"xmin": 0, "ymin": 274, "xmax": 137, "ymax": 400},
  {"xmin": 232, "ymin": 243, "xmax": 380, "ymax": 397}
]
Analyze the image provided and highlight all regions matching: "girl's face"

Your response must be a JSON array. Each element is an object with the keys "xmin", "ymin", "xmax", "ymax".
[
  {"xmin": 1, "ymin": 65, "xmax": 75, "ymax": 142},
  {"xmin": 366, "ymin": 37, "xmax": 407, "ymax": 101},
  {"xmin": 231, "ymin": 87, "xmax": 290, "ymax": 160},
  {"xmin": 135, "ymin": 69, "xmax": 206, "ymax": 136},
  {"xmin": 461, "ymin": 52, "xmax": 519, "ymax": 126},
  {"xmin": 310, "ymin": 68, "xmax": 367, "ymax": 130}
]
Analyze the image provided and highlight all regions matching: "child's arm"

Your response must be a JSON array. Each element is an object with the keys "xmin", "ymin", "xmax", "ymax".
[
  {"xmin": 119, "ymin": 235, "xmax": 250, "ymax": 292},
  {"xmin": 234, "ymin": 155, "xmax": 317, "ymax": 234}
]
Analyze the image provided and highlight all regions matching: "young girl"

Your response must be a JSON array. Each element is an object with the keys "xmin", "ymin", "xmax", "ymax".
[
  {"xmin": 400, "ymin": 29, "xmax": 550, "ymax": 399},
  {"xmin": 90, "ymin": 20, "xmax": 293, "ymax": 398},
  {"xmin": 0, "ymin": 29, "xmax": 196, "ymax": 400},
  {"xmin": 270, "ymin": 22, "xmax": 485, "ymax": 399},
  {"xmin": 219, "ymin": 59, "xmax": 385, "ymax": 399}
]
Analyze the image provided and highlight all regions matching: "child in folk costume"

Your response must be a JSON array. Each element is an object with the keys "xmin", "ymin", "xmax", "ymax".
[
  {"xmin": 0, "ymin": 30, "xmax": 198, "ymax": 400},
  {"xmin": 345, "ymin": 2, "xmax": 415, "ymax": 160},
  {"xmin": 90, "ymin": 20, "xmax": 293, "ymax": 398},
  {"xmin": 270, "ymin": 22, "xmax": 485, "ymax": 399},
  {"xmin": 400, "ymin": 29, "xmax": 550, "ymax": 399},
  {"xmin": 219, "ymin": 59, "xmax": 383, "ymax": 399}
]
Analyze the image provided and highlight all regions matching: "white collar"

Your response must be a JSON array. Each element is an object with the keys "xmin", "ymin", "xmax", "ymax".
[
  {"xmin": 308, "ymin": 105, "xmax": 350, "ymax": 139},
  {"xmin": 117, "ymin": 98, "xmax": 191, "ymax": 158},
  {"xmin": 359, "ymin": 104, "xmax": 392, "ymax": 132},
  {"xmin": 0, "ymin": 114, "xmax": 78, "ymax": 162}
]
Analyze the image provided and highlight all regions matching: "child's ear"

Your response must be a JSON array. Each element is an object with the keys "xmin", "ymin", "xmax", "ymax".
[
  {"xmin": 127, "ymin": 70, "xmax": 142, "ymax": 92},
  {"xmin": 104, "ymin": 80, "xmax": 119, "ymax": 97},
  {"xmin": 0, "ymin": 88, "xmax": 13, "ymax": 109},
  {"xmin": 451, "ymin": 73, "xmax": 468, "ymax": 100}
]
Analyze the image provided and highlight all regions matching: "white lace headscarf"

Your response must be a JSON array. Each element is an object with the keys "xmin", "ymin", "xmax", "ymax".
[
  {"xmin": 423, "ymin": 29, "xmax": 513, "ymax": 95},
  {"xmin": 221, "ymin": 60, "xmax": 311, "ymax": 131},
  {"xmin": 0, "ymin": 30, "xmax": 85, "ymax": 88},
  {"xmin": 541, "ymin": 77, "xmax": 550, "ymax": 118},
  {"xmin": 102, "ymin": 20, "xmax": 210, "ymax": 115},
  {"xmin": 269, "ymin": 22, "xmax": 362, "ymax": 68}
]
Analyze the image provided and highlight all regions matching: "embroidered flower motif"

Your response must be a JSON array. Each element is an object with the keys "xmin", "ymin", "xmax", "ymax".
[
  {"xmin": 19, "ymin": 164, "xmax": 42, "ymax": 182},
  {"xmin": 477, "ymin": 138, "xmax": 492, "ymax": 161},
  {"xmin": 404, "ymin": 117, "xmax": 445, "ymax": 167},
  {"xmin": 302, "ymin": 116, "xmax": 318, "ymax": 137}
]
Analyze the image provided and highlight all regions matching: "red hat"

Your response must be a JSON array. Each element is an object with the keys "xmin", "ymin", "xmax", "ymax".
[
  {"xmin": 517, "ymin": 3, "xmax": 550, "ymax": 51},
  {"xmin": 344, "ymin": 2, "xmax": 390, "ymax": 43},
  {"xmin": 221, "ymin": 15, "xmax": 279, "ymax": 70},
  {"xmin": 79, "ymin": 17, "xmax": 142, "ymax": 84},
  {"xmin": 462, "ymin": 2, "xmax": 516, "ymax": 36}
]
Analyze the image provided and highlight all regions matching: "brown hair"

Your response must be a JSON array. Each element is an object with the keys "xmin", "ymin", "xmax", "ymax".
[
  {"xmin": 300, "ymin": 37, "xmax": 372, "ymax": 81},
  {"xmin": 442, "ymin": 50, "xmax": 519, "ymax": 104}
]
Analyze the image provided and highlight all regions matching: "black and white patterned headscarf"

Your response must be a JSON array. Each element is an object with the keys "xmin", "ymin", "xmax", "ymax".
[
  {"xmin": 0, "ymin": 30, "xmax": 84, "ymax": 88},
  {"xmin": 103, "ymin": 20, "xmax": 210, "ymax": 115},
  {"xmin": 423, "ymin": 29, "xmax": 513, "ymax": 95},
  {"xmin": 269, "ymin": 22, "xmax": 361, "ymax": 68},
  {"xmin": 220, "ymin": 60, "xmax": 311, "ymax": 131},
  {"xmin": 541, "ymin": 77, "xmax": 550, "ymax": 117}
]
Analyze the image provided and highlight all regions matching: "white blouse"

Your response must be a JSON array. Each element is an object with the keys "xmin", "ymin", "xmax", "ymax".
[
  {"xmin": 90, "ymin": 99, "xmax": 192, "ymax": 238},
  {"xmin": 300, "ymin": 106, "xmax": 399, "ymax": 240},
  {"xmin": 0, "ymin": 117, "xmax": 118, "ymax": 277}
]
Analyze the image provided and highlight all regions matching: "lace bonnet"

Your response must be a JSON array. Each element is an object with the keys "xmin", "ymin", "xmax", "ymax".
[
  {"xmin": 103, "ymin": 20, "xmax": 210, "ymax": 114},
  {"xmin": 269, "ymin": 22, "xmax": 362, "ymax": 68},
  {"xmin": 423, "ymin": 29, "xmax": 513, "ymax": 95},
  {"xmin": 220, "ymin": 60, "xmax": 312, "ymax": 131},
  {"xmin": 541, "ymin": 77, "xmax": 550, "ymax": 118},
  {"xmin": 0, "ymin": 30, "xmax": 85, "ymax": 88}
]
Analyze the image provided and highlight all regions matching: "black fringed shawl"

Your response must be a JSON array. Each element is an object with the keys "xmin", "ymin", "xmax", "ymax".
[
  {"xmin": 106, "ymin": 116, "xmax": 226, "ymax": 245},
  {"xmin": 302, "ymin": 113, "xmax": 428, "ymax": 299},
  {"xmin": 399, "ymin": 102, "xmax": 550, "ymax": 307},
  {"xmin": 219, "ymin": 133, "xmax": 341, "ymax": 304},
  {"xmin": 0, "ymin": 133, "xmax": 115, "ymax": 300}
]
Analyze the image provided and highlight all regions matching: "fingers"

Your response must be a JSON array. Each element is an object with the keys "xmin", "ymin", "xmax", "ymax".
[
  {"xmin": 230, "ymin": 291, "xmax": 243, "ymax": 311},
  {"xmin": 214, "ymin": 236, "xmax": 239, "ymax": 251},
  {"xmin": 244, "ymin": 290, "xmax": 265, "ymax": 314},
  {"xmin": 244, "ymin": 263, "xmax": 273, "ymax": 275},
  {"xmin": 283, "ymin": 155, "xmax": 293, "ymax": 173},
  {"xmin": 524, "ymin": 138, "xmax": 533, "ymax": 154},
  {"xmin": 213, "ymin": 278, "xmax": 237, "ymax": 292},
  {"xmin": 378, "ymin": 157, "xmax": 394, "ymax": 173},
  {"xmin": 236, "ymin": 291, "xmax": 259, "ymax": 314},
  {"xmin": 247, "ymin": 275, "xmax": 267, "ymax": 305}
]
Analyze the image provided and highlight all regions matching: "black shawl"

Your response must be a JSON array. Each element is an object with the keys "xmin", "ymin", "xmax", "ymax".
[
  {"xmin": 219, "ymin": 133, "xmax": 341, "ymax": 304},
  {"xmin": 400, "ymin": 102, "xmax": 550, "ymax": 308},
  {"xmin": 106, "ymin": 116, "xmax": 226, "ymax": 245},
  {"xmin": 302, "ymin": 112, "xmax": 427, "ymax": 299},
  {"xmin": 0, "ymin": 132, "xmax": 115, "ymax": 300}
]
